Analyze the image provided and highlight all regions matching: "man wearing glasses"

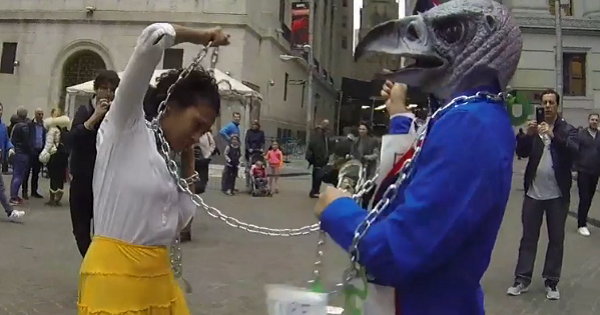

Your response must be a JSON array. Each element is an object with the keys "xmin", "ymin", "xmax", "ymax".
[{"xmin": 69, "ymin": 70, "xmax": 120, "ymax": 257}]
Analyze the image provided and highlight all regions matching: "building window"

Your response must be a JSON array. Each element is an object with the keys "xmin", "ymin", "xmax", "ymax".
[
  {"xmin": 163, "ymin": 48, "xmax": 183, "ymax": 69},
  {"xmin": 279, "ymin": 0, "xmax": 285, "ymax": 22},
  {"xmin": 284, "ymin": 72, "xmax": 289, "ymax": 101},
  {"xmin": 563, "ymin": 52, "xmax": 586, "ymax": 96},
  {"xmin": 548, "ymin": 0, "xmax": 573, "ymax": 16},
  {"xmin": 341, "ymin": 36, "xmax": 348, "ymax": 49},
  {"xmin": 343, "ymin": 0, "xmax": 348, "ymax": 7},
  {"xmin": 342, "ymin": 16, "xmax": 347, "ymax": 28},
  {"xmin": 0, "ymin": 42, "xmax": 18, "ymax": 74}
]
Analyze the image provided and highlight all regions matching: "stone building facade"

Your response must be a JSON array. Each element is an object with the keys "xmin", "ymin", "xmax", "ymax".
[{"xmin": 0, "ymin": 0, "xmax": 351, "ymax": 140}]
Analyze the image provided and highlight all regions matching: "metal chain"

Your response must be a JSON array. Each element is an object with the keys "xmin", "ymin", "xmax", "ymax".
[
  {"xmin": 308, "ymin": 163, "xmax": 379, "ymax": 290},
  {"xmin": 148, "ymin": 44, "xmax": 321, "ymax": 238},
  {"xmin": 338, "ymin": 91, "xmax": 505, "ymax": 289}
]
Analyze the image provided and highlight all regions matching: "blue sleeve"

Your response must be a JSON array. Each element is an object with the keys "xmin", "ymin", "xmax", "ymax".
[
  {"xmin": 320, "ymin": 109, "xmax": 497, "ymax": 287},
  {"xmin": 219, "ymin": 123, "xmax": 232, "ymax": 141},
  {"xmin": 389, "ymin": 115, "xmax": 413, "ymax": 134},
  {"xmin": 5, "ymin": 125, "xmax": 13, "ymax": 151}
]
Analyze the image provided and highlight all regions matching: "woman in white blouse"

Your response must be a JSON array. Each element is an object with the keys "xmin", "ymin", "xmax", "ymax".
[{"xmin": 77, "ymin": 24, "xmax": 229, "ymax": 315}]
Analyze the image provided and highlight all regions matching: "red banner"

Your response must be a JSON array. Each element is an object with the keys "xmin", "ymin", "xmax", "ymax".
[{"xmin": 291, "ymin": 2, "xmax": 310, "ymax": 60}]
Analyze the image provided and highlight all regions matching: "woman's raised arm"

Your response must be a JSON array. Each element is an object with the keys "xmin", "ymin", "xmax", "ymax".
[{"xmin": 108, "ymin": 23, "xmax": 228, "ymax": 132}]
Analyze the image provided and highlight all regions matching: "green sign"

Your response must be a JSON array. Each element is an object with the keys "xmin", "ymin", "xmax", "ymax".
[{"xmin": 506, "ymin": 90, "xmax": 535, "ymax": 126}]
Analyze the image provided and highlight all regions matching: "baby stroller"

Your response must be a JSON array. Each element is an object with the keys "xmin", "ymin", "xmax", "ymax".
[
  {"xmin": 246, "ymin": 150, "xmax": 272, "ymax": 197},
  {"xmin": 249, "ymin": 163, "xmax": 272, "ymax": 197}
]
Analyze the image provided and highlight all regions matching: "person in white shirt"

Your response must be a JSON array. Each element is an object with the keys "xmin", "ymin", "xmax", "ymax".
[
  {"xmin": 77, "ymin": 23, "xmax": 229, "ymax": 315},
  {"xmin": 194, "ymin": 130, "xmax": 216, "ymax": 194}
]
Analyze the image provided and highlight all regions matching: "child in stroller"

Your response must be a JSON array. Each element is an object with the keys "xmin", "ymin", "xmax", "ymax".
[{"xmin": 250, "ymin": 160, "xmax": 271, "ymax": 196}]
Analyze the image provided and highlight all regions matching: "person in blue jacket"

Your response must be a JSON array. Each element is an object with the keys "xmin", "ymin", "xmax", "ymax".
[
  {"xmin": 219, "ymin": 111, "xmax": 241, "ymax": 143},
  {"xmin": 316, "ymin": 81, "xmax": 515, "ymax": 314},
  {"xmin": 0, "ymin": 102, "xmax": 23, "ymax": 221},
  {"xmin": 314, "ymin": 1, "xmax": 523, "ymax": 313}
]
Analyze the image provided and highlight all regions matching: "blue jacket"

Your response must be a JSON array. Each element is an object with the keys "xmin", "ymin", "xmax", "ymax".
[
  {"xmin": 219, "ymin": 122, "xmax": 240, "ymax": 142},
  {"xmin": 0, "ymin": 121, "xmax": 14, "ymax": 159},
  {"xmin": 320, "ymin": 87, "xmax": 514, "ymax": 315}
]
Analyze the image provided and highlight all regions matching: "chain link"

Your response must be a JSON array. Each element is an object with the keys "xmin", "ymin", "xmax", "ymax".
[
  {"xmin": 148, "ymin": 43, "xmax": 321, "ymax": 237},
  {"xmin": 338, "ymin": 91, "xmax": 505, "ymax": 289},
  {"xmin": 308, "ymin": 162, "xmax": 379, "ymax": 290},
  {"xmin": 148, "ymin": 39, "xmax": 504, "ymax": 295}
]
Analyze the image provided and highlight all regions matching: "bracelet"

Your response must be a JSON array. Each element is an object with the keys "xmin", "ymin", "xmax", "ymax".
[{"xmin": 183, "ymin": 172, "xmax": 200, "ymax": 186}]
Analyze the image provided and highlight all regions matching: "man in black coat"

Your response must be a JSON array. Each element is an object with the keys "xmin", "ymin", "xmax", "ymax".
[
  {"xmin": 23, "ymin": 108, "xmax": 46, "ymax": 199},
  {"xmin": 509, "ymin": 89, "xmax": 579, "ymax": 300},
  {"xmin": 573, "ymin": 113, "xmax": 600, "ymax": 236},
  {"xmin": 306, "ymin": 119, "xmax": 331, "ymax": 198},
  {"xmin": 69, "ymin": 70, "xmax": 120, "ymax": 257}
]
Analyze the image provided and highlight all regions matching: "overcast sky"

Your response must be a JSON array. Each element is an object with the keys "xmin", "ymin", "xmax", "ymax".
[{"xmin": 354, "ymin": 0, "xmax": 406, "ymax": 30}]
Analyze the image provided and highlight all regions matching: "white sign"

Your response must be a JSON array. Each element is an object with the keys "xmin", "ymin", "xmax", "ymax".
[{"xmin": 265, "ymin": 285, "xmax": 328, "ymax": 315}]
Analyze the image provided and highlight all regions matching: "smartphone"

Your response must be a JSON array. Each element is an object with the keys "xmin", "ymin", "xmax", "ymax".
[{"xmin": 535, "ymin": 107, "xmax": 545, "ymax": 124}]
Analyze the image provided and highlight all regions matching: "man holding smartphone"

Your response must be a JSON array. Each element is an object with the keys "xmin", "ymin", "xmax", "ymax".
[
  {"xmin": 69, "ymin": 70, "xmax": 120, "ymax": 257},
  {"xmin": 509, "ymin": 89, "xmax": 579, "ymax": 300}
]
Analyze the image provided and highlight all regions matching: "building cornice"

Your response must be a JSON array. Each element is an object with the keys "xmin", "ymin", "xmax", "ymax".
[{"xmin": 514, "ymin": 14, "xmax": 600, "ymax": 35}]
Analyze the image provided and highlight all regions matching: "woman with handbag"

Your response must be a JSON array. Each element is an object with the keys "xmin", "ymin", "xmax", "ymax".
[{"xmin": 38, "ymin": 108, "xmax": 70, "ymax": 206}]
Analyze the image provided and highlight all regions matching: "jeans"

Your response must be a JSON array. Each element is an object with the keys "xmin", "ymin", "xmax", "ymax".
[
  {"xmin": 577, "ymin": 172, "xmax": 599, "ymax": 227},
  {"xmin": 10, "ymin": 153, "xmax": 29, "ymax": 200},
  {"xmin": 514, "ymin": 196, "xmax": 567, "ymax": 286},
  {"xmin": 0, "ymin": 166, "xmax": 13, "ymax": 215},
  {"xmin": 310, "ymin": 166, "xmax": 323, "ymax": 195},
  {"xmin": 195, "ymin": 159, "xmax": 210, "ymax": 194},
  {"xmin": 23, "ymin": 149, "xmax": 42, "ymax": 195},
  {"xmin": 221, "ymin": 165, "xmax": 238, "ymax": 192},
  {"xmin": 69, "ymin": 176, "xmax": 94, "ymax": 257}
]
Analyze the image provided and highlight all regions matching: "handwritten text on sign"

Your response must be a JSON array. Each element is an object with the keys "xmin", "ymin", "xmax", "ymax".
[{"xmin": 266, "ymin": 285, "xmax": 328, "ymax": 315}]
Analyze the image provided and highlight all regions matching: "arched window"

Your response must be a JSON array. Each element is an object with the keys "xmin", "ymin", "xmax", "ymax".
[{"xmin": 60, "ymin": 50, "xmax": 106, "ymax": 110}]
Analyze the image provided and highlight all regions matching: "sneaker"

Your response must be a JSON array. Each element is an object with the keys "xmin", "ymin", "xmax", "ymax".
[
  {"xmin": 8, "ymin": 210, "xmax": 24, "ymax": 222},
  {"xmin": 546, "ymin": 284, "xmax": 560, "ymax": 300},
  {"xmin": 9, "ymin": 199, "xmax": 22, "ymax": 206},
  {"xmin": 507, "ymin": 282, "xmax": 529, "ymax": 296},
  {"xmin": 578, "ymin": 227, "xmax": 591, "ymax": 236}
]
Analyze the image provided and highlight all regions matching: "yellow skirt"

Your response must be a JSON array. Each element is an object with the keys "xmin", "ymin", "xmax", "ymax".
[{"xmin": 78, "ymin": 236, "xmax": 190, "ymax": 315}]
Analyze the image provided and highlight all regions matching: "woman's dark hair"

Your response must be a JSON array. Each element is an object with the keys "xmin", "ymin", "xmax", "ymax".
[
  {"xmin": 143, "ymin": 68, "xmax": 221, "ymax": 121},
  {"xmin": 358, "ymin": 121, "xmax": 371, "ymax": 135},
  {"xmin": 93, "ymin": 70, "xmax": 120, "ymax": 90}
]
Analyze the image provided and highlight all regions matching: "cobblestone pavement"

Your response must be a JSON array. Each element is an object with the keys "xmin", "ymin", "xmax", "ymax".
[{"xmin": 2, "ymin": 163, "xmax": 600, "ymax": 315}]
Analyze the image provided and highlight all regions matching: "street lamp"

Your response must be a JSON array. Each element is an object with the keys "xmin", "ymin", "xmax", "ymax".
[
  {"xmin": 279, "ymin": 46, "xmax": 314, "ymax": 146},
  {"xmin": 554, "ymin": 0, "xmax": 570, "ymax": 114}
]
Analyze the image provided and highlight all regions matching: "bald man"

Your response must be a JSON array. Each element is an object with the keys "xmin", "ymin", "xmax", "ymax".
[
  {"xmin": 306, "ymin": 119, "xmax": 331, "ymax": 198},
  {"xmin": 23, "ymin": 108, "xmax": 45, "ymax": 199}
]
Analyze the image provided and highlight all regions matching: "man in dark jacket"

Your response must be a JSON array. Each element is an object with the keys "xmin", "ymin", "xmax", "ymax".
[
  {"xmin": 574, "ymin": 113, "xmax": 600, "ymax": 237},
  {"xmin": 9, "ymin": 107, "xmax": 33, "ymax": 205},
  {"xmin": 509, "ymin": 89, "xmax": 579, "ymax": 300},
  {"xmin": 244, "ymin": 120, "xmax": 265, "ymax": 190},
  {"xmin": 69, "ymin": 70, "xmax": 120, "ymax": 257},
  {"xmin": 306, "ymin": 119, "xmax": 330, "ymax": 198},
  {"xmin": 244, "ymin": 120, "xmax": 265, "ymax": 162},
  {"xmin": 23, "ymin": 108, "xmax": 46, "ymax": 199}
]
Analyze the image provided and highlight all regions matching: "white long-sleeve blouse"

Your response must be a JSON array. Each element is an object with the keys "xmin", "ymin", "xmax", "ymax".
[{"xmin": 93, "ymin": 23, "xmax": 197, "ymax": 246}]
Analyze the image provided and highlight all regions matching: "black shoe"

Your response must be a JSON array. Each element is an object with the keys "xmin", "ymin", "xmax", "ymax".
[
  {"xmin": 309, "ymin": 193, "xmax": 319, "ymax": 198},
  {"xmin": 180, "ymin": 231, "xmax": 191, "ymax": 242},
  {"xmin": 32, "ymin": 193, "xmax": 43, "ymax": 199}
]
